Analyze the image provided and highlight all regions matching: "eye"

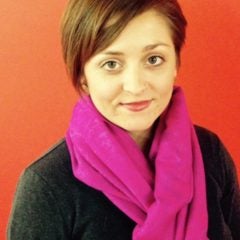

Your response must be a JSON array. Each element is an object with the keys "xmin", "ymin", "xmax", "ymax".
[
  {"xmin": 147, "ymin": 56, "xmax": 164, "ymax": 66},
  {"xmin": 102, "ymin": 61, "xmax": 121, "ymax": 71}
]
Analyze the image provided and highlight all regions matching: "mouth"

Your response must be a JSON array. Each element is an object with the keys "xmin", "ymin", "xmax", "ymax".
[{"xmin": 120, "ymin": 100, "xmax": 152, "ymax": 112}]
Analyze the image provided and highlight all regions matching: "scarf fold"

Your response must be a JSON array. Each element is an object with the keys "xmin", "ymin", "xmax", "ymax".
[{"xmin": 66, "ymin": 86, "xmax": 208, "ymax": 240}]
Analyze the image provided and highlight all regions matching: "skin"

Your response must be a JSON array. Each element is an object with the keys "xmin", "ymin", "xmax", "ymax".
[{"xmin": 82, "ymin": 9, "xmax": 177, "ymax": 150}]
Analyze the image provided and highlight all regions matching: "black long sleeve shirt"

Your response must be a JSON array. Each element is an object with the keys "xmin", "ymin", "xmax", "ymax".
[{"xmin": 7, "ymin": 126, "xmax": 240, "ymax": 239}]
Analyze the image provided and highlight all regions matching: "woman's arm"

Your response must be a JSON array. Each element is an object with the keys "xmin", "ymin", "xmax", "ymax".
[
  {"xmin": 7, "ymin": 168, "xmax": 70, "ymax": 240},
  {"xmin": 219, "ymin": 142, "xmax": 240, "ymax": 240},
  {"xmin": 195, "ymin": 126, "xmax": 240, "ymax": 239}
]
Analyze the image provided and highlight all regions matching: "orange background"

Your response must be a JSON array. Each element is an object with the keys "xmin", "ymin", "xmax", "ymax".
[{"xmin": 0, "ymin": 0, "xmax": 239, "ymax": 239}]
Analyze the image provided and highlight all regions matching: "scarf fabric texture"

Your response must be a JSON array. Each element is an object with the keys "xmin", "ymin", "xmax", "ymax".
[{"xmin": 66, "ymin": 86, "xmax": 208, "ymax": 240}]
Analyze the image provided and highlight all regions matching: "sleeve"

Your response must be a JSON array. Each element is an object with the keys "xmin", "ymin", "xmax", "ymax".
[
  {"xmin": 7, "ymin": 168, "xmax": 70, "ymax": 240},
  {"xmin": 219, "ymin": 141, "xmax": 240, "ymax": 240}
]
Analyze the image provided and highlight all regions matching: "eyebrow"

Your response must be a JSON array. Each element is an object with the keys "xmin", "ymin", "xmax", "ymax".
[
  {"xmin": 101, "ymin": 42, "xmax": 171, "ymax": 56},
  {"xmin": 143, "ymin": 43, "xmax": 171, "ymax": 51}
]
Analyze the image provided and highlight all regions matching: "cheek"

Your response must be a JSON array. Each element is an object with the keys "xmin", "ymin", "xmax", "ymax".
[
  {"xmin": 147, "ymin": 66, "xmax": 176, "ymax": 87},
  {"xmin": 151, "ymin": 75, "xmax": 175, "ymax": 96},
  {"xmin": 152, "ymin": 78, "xmax": 174, "ymax": 109},
  {"xmin": 153, "ymin": 91, "xmax": 172, "ymax": 118},
  {"xmin": 84, "ymin": 64, "xmax": 120, "ymax": 101},
  {"xmin": 88, "ymin": 78, "xmax": 121, "ymax": 103}
]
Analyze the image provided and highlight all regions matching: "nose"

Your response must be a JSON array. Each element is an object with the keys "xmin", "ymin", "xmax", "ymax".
[{"xmin": 122, "ymin": 67, "xmax": 147, "ymax": 95}]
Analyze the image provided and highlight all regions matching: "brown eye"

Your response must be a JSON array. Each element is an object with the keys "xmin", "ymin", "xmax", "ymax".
[
  {"xmin": 102, "ymin": 61, "xmax": 120, "ymax": 70},
  {"xmin": 147, "ymin": 56, "xmax": 163, "ymax": 65},
  {"xmin": 106, "ymin": 61, "xmax": 117, "ymax": 68}
]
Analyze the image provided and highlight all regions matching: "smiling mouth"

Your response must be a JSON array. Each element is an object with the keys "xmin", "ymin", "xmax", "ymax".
[{"xmin": 120, "ymin": 100, "xmax": 152, "ymax": 112}]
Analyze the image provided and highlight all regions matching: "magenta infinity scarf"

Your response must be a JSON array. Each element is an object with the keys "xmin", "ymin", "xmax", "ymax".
[{"xmin": 66, "ymin": 86, "xmax": 209, "ymax": 240}]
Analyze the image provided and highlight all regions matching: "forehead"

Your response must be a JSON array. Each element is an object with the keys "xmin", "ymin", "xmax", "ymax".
[{"xmin": 103, "ymin": 10, "xmax": 174, "ymax": 51}]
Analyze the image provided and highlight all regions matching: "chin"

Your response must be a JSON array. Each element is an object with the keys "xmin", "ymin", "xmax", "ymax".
[{"xmin": 120, "ymin": 121, "xmax": 154, "ymax": 133}]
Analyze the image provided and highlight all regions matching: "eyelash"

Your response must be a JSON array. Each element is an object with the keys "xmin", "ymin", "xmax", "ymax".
[{"xmin": 100, "ymin": 55, "xmax": 165, "ymax": 72}]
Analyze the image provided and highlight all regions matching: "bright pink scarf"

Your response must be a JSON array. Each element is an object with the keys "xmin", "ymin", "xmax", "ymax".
[{"xmin": 66, "ymin": 86, "xmax": 209, "ymax": 240}]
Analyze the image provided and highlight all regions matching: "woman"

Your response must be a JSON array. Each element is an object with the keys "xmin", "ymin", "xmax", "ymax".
[{"xmin": 7, "ymin": 0, "xmax": 240, "ymax": 239}]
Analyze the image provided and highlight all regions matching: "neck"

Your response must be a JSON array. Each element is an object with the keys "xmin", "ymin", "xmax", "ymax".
[{"xmin": 129, "ymin": 128, "xmax": 152, "ymax": 151}]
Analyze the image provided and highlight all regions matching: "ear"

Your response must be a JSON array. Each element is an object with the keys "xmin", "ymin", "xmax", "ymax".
[
  {"xmin": 174, "ymin": 68, "xmax": 177, "ymax": 78},
  {"xmin": 174, "ymin": 59, "xmax": 180, "ymax": 79},
  {"xmin": 80, "ymin": 76, "xmax": 89, "ymax": 94},
  {"xmin": 173, "ymin": 67, "xmax": 178, "ymax": 82}
]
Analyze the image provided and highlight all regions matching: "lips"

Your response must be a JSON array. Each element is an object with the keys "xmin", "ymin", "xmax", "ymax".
[{"xmin": 120, "ymin": 100, "xmax": 152, "ymax": 112}]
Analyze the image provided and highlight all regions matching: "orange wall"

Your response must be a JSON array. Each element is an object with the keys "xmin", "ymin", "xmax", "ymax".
[{"xmin": 0, "ymin": 1, "xmax": 239, "ymax": 239}]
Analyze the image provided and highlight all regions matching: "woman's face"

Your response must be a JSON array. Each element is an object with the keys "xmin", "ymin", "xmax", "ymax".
[{"xmin": 83, "ymin": 10, "xmax": 177, "ymax": 138}]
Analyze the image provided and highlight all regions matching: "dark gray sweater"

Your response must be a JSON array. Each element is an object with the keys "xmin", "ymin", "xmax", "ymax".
[{"xmin": 7, "ymin": 126, "xmax": 240, "ymax": 240}]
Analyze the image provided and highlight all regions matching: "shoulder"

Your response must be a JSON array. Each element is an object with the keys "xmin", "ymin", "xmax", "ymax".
[
  {"xmin": 24, "ymin": 139, "xmax": 72, "ymax": 183},
  {"xmin": 26, "ymin": 139, "xmax": 70, "ymax": 176},
  {"xmin": 12, "ymin": 140, "xmax": 134, "ymax": 239},
  {"xmin": 194, "ymin": 125, "xmax": 229, "ymax": 165},
  {"xmin": 8, "ymin": 139, "xmax": 107, "ymax": 239},
  {"xmin": 194, "ymin": 127, "xmax": 240, "ymax": 238},
  {"xmin": 14, "ymin": 139, "xmax": 86, "ymax": 211},
  {"xmin": 20, "ymin": 139, "xmax": 111, "ymax": 210},
  {"xmin": 8, "ymin": 140, "xmax": 75, "ymax": 238},
  {"xmin": 21, "ymin": 139, "xmax": 93, "ymax": 197},
  {"xmin": 194, "ymin": 124, "xmax": 235, "ymax": 165},
  {"xmin": 194, "ymin": 125, "xmax": 224, "ymax": 173},
  {"xmin": 194, "ymin": 125, "xmax": 238, "ymax": 195},
  {"xmin": 194, "ymin": 125, "xmax": 220, "ymax": 149}
]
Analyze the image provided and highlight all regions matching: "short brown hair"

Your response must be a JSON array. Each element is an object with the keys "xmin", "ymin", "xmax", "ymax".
[{"xmin": 61, "ymin": 0, "xmax": 187, "ymax": 93}]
